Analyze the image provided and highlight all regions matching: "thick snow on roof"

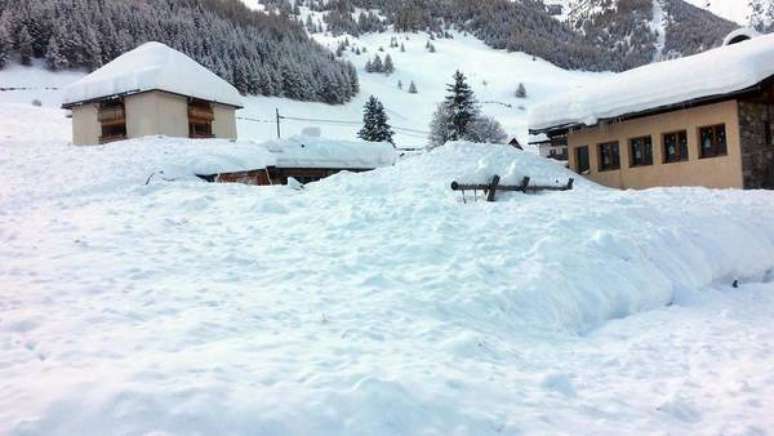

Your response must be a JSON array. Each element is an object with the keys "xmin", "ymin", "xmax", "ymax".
[
  {"xmin": 530, "ymin": 33, "xmax": 774, "ymax": 132},
  {"xmin": 62, "ymin": 42, "xmax": 243, "ymax": 108},
  {"xmin": 262, "ymin": 136, "xmax": 397, "ymax": 169}
]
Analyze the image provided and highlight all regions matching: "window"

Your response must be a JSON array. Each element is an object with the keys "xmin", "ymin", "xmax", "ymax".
[
  {"xmin": 188, "ymin": 99, "xmax": 214, "ymax": 139},
  {"xmin": 663, "ymin": 130, "xmax": 688, "ymax": 163},
  {"xmin": 598, "ymin": 141, "xmax": 620, "ymax": 171},
  {"xmin": 766, "ymin": 121, "xmax": 772, "ymax": 146},
  {"xmin": 98, "ymin": 99, "xmax": 126, "ymax": 143},
  {"xmin": 629, "ymin": 136, "xmax": 653, "ymax": 167},
  {"xmin": 699, "ymin": 124, "xmax": 727, "ymax": 158},
  {"xmin": 575, "ymin": 145, "xmax": 590, "ymax": 174}
]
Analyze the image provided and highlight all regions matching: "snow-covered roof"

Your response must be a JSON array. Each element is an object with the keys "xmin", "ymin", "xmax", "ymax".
[
  {"xmin": 723, "ymin": 28, "xmax": 761, "ymax": 46},
  {"xmin": 262, "ymin": 136, "xmax": 397, "ymax": 170},
  {"xmin": 62, "ymin": 42, "xmax": 243, "ymax": 108},
  {"xmin": 529, "ymin": 33, "xmax": 774, "ymax": 133}
]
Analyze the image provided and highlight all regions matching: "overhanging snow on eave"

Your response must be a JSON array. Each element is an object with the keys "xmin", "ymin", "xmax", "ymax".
[
  {"xmin": 61, "ymin": 88, "xmax": 244, "ymax": 110},
  {"xmin": 529, "ymin": 79, "xmax": 771, "ymax": 137}
]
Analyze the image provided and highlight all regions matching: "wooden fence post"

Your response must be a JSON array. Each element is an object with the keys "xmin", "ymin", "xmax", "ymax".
[{"xmin": 486, "ymin": 175, "xmax": 501, "ymax": 202}]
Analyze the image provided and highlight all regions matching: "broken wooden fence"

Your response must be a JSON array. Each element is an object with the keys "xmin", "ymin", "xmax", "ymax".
[{"xmin": 450, "ymin": 175, "xmax": 574, "ymax": 202}]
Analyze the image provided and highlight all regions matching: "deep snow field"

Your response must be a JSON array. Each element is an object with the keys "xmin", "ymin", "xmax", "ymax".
[{"xmin": 2, "ymin": 96, "xmax": 774, "ymax": 435}]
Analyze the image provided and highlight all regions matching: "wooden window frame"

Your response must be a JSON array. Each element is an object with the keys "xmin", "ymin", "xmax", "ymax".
[
  {"xmin": 188, "ymin": 99, "xmax": 215, "ymax": 139},
  {"xmin": 698, "ymin": 124, "xmax": 727, "ymax": 159},
  {"xmin": 575, "ymin": 145, "xmax": 590, "ymax": 174},
  {"xmin": 597, "ymin": 141, "xmax": 620, "ymax": 172},
  {"xmin": 662, "ymin": 130, "xmax": 688, "ymax": 164},
  {"xmin": 629, "ymin": 135, "xmax": 653, "ymax": 167},
  {"xmin": 98, "ymin": 99, "xmax": 127, "ymax": 144}
]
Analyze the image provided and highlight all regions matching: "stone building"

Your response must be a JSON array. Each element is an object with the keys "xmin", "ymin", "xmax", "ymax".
[
  {"xmin": 62, "ymin": 42, "xmax": 242, "ymax": 145},
  {"xmin": 529, "ymin": 31, "xmax": 774, "ymax": 190}
]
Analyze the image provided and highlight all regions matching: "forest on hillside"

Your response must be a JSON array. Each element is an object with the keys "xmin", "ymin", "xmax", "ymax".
[
  {"xmin": 288, "ymin": 0, "xmax": 738, "ymax": 72},
  {"xmin": 0, "ymin": 0, "xmax": 359, "ymax": 104}
]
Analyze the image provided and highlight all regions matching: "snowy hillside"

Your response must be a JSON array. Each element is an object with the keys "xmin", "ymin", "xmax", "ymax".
[
  {"xmin": 3, "ymin": 101, "xmax": 774, "ymax": 434},
  {"xmin": 0, "ymin": 31, "xmax": 604, "ymax": 148},
  {"xmin": 683, "ymin": 0, "xmax": 774, "ymax": 26}
]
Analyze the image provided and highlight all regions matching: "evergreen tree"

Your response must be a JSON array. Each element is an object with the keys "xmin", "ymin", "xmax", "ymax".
[
  {"xmin": 371, "ymin": 54, "xmax": 383, "ymax": 73},
  {"xmin": 383, "ymin": 54, "xmax": 394, "ymax": 74},
  {"xmin": 515, "ymin": 82, "xmax": 527, "ymax": 98},
  {"xmin": 397, "ymin": 80, "xmax": 403, "ymax": 90},
  {"xmin": 358, "ymin": 95, "xmax": 394, "ymax": 144},
  {"xmin": 408, "ymin": 80, "xmax": 418, "ymax": 94},
  {"xmin": 16, "ymin": 25, "xmax": 33, "ymax": 66},
  {"xmin": 443, "ymin": 70, "xmax": 479, "ymax": 141},
  {"xmin": 45, "ymin": 35, "xmax": 68, "ymax": 71},
  {"xmin": 364, "ymin": 58, "xmax": 373, "ymax": 72},
  {"xmin": 0, "ymin": 18, "xmax": 10, "ymax": 68},
  {"xmin": 400, "ymin": 43, "xmax": 405, "ymax": 52}
]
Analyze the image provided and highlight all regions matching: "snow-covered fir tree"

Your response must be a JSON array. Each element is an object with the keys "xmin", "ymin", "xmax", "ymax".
[
  {"xmin": 358, "ymin": 95, "xmax": 394, "ymax": 144},
  {"xmin": 383, "ymin": 54, "xmax": 394, "ymax": 74},
  {"xmin": 16, "ymin": 25, "xmax": 33, "ymax": 66},
  {"xmin": 408, "ymin": 81, "xmax": 418, "ymax": 94},
  {"xmin": 443, "ymin": 70, "xmax": 479, "ymax": 142},
  {"xmin": 45, "ymin": 35, "xmax": 68, "ymax": 71},
  {"xmin": 0, "ymin": 17, "xmax": 10, "ymax": 68},
  {"xmin": 515, "ymin": 82, "xmax": 527, "ymax": 98}
]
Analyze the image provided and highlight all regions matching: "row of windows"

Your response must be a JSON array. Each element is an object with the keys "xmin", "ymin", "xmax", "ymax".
[{"xmin": 574, "ymin": 124, "xmax": 728, "ymax": 173}]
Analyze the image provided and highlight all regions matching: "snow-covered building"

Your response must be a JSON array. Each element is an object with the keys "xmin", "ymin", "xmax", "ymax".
[
  {"xmin": 62, "ymin": 42, "xmax": 242, "ymax": 145},
  {"xmin": 202, "ymin": 136, "xmax": 397, "ymax": 185},
  {"xmin": 530, "ymin": 32, "xmax": 774, "ymax": 190}
]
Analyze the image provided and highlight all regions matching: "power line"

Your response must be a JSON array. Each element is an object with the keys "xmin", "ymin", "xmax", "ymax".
[{"xmin": 238, "ymin": 110, "xmax": 431, "ymax": 136}]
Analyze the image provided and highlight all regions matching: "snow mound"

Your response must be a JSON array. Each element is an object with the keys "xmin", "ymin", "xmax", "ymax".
[
  {"xmin": 62, "ymin": 42, "xmax": 242, "ymax": 108},
  {"xmin": 262, "ymin": 135, "xmax": 397, "ymax": 169},
  {"xmin": 530, "ymin": 33, "xmax": 774, "ymax": 131}
]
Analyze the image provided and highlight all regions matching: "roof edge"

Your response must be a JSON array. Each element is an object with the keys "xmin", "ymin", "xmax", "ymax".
[
  {"xmin": 529, "ymin": 75, "xmax": 774, "ymax": 136},
  {"xmin": 62, "ymin": 88, "xmax": 244, "ymax": 110}
]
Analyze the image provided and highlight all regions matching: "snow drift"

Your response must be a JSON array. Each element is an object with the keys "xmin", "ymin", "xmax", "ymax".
[{"xmin": 3, "ymin": 134, "xmax": 774, "ymax": 435}]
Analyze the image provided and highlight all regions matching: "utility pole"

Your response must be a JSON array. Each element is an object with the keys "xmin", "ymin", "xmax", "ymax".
[{"xmin": 275, "ymin": 108, "xmax": 281, "ymax": 139}]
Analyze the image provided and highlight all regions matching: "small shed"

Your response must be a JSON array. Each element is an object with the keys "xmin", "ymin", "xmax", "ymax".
[{"xmin": 62, "ymin": 42, "xmax": 243, "ymax": 145}]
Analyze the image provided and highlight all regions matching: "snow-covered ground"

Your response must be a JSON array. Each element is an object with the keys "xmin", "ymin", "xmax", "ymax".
[{"xmin": 3, "ymin": 97, "xmax": 774, "ymax": 434}]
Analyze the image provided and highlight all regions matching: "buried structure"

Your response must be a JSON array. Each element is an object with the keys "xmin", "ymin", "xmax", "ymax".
[
  {"xmin": 62, "ymin": 42, "xmax": 242, "ymax": 145},
  {"xmin": 198, "ymin": 137, "xmax": 398, "ymax": 186},
  {"xmin": 530, "ymin": 32, "xmax": 774, "ymax": 190}
]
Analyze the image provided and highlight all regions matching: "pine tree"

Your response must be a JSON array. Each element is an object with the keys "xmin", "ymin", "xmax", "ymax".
[
  {"xmin": 397, "ymin": 80, "xmax": 403, "ymax": 90},
  {"xmin": 383, "ymin": 54, "xmax": 394, "ymax": 75},
  {"xmin": 408, "ymin": 81, "xmax": 418, "ymax": 94},
  {"xmin": 365, "ymin": 58, "xmax": 373, "ymax": 73},
  {"xmin": 16, "ymin": 25, "xmax": 33, "ymax": 66},
  {"xmin": 515, "ymin": 82, "xmax": 527, "ymax": 98},
  {"xmin": 45, "ymin": 35, "xmax": 68, "ymax": 71},
  {"xmin": 443, "ymin": 70, "xmax": 479, "ymax": 141},
  {"xmin": 400, "ymin": 43, "xmax": 405, "ymax": 52},
  {"xmin": 358, "ymin": 95, "xmax": 394, "ymax": 144},
  {"xmin": 371, "ymin": 54, "xmax": 383, "ymax": 73},
  {"xmin": 0, "ymin": 17, "xmax": 10, "ymax": 69}
]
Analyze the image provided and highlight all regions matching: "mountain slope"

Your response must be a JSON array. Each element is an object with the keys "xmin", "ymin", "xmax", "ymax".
[
  {"xmin": 683, "ymin": 0, "xmax": 774, "ymax": 28},
  {"xmin": 285, "ymin": 0, "xmax": 739, "ymax": 72},
  {"xmin": 0, "ymin": 0, "xmax": 358, "ymax": 104}
]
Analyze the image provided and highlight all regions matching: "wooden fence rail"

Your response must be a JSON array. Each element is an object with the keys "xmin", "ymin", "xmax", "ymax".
[{"xmin": 450, "ymin": 175, "xmax": 574, "ymax": 202}]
